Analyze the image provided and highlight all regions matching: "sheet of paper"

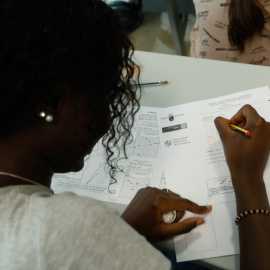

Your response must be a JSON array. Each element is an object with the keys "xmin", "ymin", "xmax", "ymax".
[
  {"xmin": 51, "ymin": 107, "xmax": 166, "ymax": 205},
  {"xmin": 51, "ymin": 86, "xmax": 270, "ymax": 262},
  {"xmin": 159, "ymin": 86, "xmax": 270, "ymax": 262},
  {"xmin": 174, "ymin": 201, "xmax": 240, "ymax": 262}
]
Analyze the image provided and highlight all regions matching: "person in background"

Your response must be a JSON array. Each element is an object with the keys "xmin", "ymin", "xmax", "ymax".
[
  {"xmin": 0, "ymin": 0, "xmax": 211, "ymax": 269},
  {"xmin": 190, "ymin": 0, "xmax": 270, "ymax": 66}
]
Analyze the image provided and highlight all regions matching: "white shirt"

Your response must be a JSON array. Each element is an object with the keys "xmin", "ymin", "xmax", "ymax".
[{"xmin": 0, "ymin": 185, "xmax": 171, "ymax": 270}]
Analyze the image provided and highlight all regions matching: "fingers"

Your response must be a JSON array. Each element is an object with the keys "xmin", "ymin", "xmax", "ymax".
[
  {"xmin": 124, "ymin": 186, "xmax": 211, "ymax": 242},
  {"xmin": 215, "ymin": 105, "xmax": 261, "ymax": 135},
  {"xmin": 160, "ymin": 196, "xmax": 212, "ymax": 214},
  {"xmin": 162, "ymin": 188, "xmax": 180, "ymax": 198},
  {"xmin": 128, "ymin": 187, "xmax": 211, "ymax": 225},
  {"xmin": 132, "ymin": 187, "xmax": 180, "ymax": 205},
  {"xmin": 215, "ymin": 105, "xmax": 266, "ymax": 144},
  {"xmin": 158, "ymin": 217, "xmax": 206, "ymax": 238},
  {"xmin": 230, "ymin": 105, "xmax": 266, "ymax": 136},
  {"xmin": 181, "ymin": 199, "xmax": 212, "ymax": 214},
  {"xmin": 134, "ymin": 187, "xmax": 211, "ymax": 215},
  {"xmin": 230, "ymin": 104, "xmax": 262, "ymax": 129},
  {"xmin": 214, "ymin": 116, "xmax": 232, "ymax": 141}
]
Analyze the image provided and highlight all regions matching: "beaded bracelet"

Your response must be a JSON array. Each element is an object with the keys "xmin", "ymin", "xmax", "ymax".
[{"xmin": 235, "ymin": 209, "xmax": 270, "ymax": 225}]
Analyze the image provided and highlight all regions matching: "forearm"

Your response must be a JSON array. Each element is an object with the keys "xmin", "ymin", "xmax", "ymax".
[
  {"xmin": 233, "ymin": 175, "xmax": 270, "ymax": 270},
  {"xmin": 214, "ymin": 105, "xmax": 270, "ymax": 269}
]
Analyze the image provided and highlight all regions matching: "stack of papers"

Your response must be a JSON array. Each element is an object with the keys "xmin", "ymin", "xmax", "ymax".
[{"xmin": 51, "ymin": 86, "xmax": 270, "ymax": 262}]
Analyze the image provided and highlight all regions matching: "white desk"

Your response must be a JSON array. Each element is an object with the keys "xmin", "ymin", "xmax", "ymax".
[{"xmin": 103, "ymin": 51, "xmax": 270, "ymax": 270}]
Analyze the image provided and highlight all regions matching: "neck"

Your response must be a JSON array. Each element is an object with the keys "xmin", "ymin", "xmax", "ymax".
[{"xmin": 0, "ymin": 139, "xmax": 54, "ymax": 189}]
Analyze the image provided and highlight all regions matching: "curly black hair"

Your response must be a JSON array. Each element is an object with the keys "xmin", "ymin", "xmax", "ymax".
[{"xmin": 0, "ymin": 0, "xmax": 141, "ymax": 189}]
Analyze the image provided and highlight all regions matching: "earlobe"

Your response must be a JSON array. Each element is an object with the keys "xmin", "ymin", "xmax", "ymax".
[{"xmin": 35, "ymin": 83, "xmax": 69, "ymax": 124}]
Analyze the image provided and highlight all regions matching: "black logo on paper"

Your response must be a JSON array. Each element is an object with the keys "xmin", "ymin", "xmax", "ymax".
[
  {"xmin": 164, "ymin": 140, "xmax": 172, "ymax": 147},
  {"xmin": 169, "ymin": 114, "xmax": 174, "ymax": 121}
]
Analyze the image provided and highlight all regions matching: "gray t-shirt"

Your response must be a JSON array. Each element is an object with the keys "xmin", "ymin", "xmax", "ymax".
[{"xmin": 0, "ymin": 185, "xmax": 171, "ymax": 270}]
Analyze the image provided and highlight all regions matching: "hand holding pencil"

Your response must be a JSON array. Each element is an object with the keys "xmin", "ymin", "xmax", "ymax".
[{"xmin": 215, "ymin": 105, "xmax": 270, "ymax": 182}]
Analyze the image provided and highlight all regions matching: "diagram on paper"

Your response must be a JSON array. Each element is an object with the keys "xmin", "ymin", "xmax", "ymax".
[
  {"xmin": 159, "ymin": 170, "xmax": 167, "ymax": 189},
  {"xmin": 53, "ymin": 159, "xmax": 111, "ymax": 194},
  {"xmin": 131, "ymin": 127, "xmax": 160, "ymax": 158},
  {"xmin": 203, "ymin": 114, "xmax": 225, "ymax": 146},
  {"xmin": 206, "ymin": 176, "xmax": 234, "ymax": 196},
  {"xmin": 119, "ymin": 165, "xmax": 151, "ymax": 199},
  {"xmin": 52, "ymin": 141, "xmax": 112, "ymax": 194}
]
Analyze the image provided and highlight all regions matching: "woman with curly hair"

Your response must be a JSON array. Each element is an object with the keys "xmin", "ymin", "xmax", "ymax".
[
  {"xmin": 191, "ymin": 0, "xmax": 270, "ymax": 65},
  {"xmin": 0, "ymin": 0, "xmax": 211, "ymax": 269}
]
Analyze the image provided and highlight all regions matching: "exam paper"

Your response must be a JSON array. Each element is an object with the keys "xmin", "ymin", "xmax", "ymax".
[
  {"xmin": 51, "ymin": 107, "xmax": 166, "ymax": 205},
  {"xmin": 159, "ymin": 86, "xmax": 270, "ymax": 262},
  {"xmin": 51, "ymin": 86, "xmax": 270, "ymax": 263}
]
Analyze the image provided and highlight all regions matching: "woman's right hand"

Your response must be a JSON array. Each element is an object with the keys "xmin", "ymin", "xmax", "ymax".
[
  {"xmin": 214, "ymin": 104, "xmax": 270, "ymax": 182},
  {"xmin": 215, "ymin": 106, "xmax": 270, "ymax": 270}
]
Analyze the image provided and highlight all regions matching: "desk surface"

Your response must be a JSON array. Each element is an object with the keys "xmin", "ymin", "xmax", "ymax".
[{"xmin": 104, "ymin": 51, "xmax": 270, "ymax": 270}]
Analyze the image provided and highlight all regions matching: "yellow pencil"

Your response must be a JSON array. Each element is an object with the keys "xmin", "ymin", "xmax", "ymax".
[{"xmin": 230, "ymin": 124, "xmax": 252, "ymax": 137}]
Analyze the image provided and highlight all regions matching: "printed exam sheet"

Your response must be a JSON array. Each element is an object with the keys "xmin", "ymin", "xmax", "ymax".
[
  {"xmin": 51, "ymin": 86, "xmax": 270, "ymax": 263},
  {"xmin": 159, "ymin": 86, "xmax": 270, "ymax": 262}
]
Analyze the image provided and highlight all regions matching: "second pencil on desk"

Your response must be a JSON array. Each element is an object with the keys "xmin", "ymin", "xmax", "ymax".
[{"xmin": 140, "ymin": 81, "xmax": 169, "ymax": 86}]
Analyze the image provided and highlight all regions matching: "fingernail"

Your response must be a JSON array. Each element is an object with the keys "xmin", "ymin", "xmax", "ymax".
[
  {"xmin": 196, "ymin": 219, "xmax": 205, "ymax": 226},
  {"xmin": 206, "ymin": 205, "xmax": 212, "ymax": 210}
]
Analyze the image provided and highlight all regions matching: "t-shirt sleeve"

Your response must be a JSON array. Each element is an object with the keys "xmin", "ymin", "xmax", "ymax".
[{"xmin": 33, "ymin": 192, "xmax": 171, "ymax": 270}]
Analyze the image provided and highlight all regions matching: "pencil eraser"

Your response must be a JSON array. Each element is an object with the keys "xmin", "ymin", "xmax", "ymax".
[{"xmin": 246, "ymin": 131, "xmax": 252, "ymax": 137}]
